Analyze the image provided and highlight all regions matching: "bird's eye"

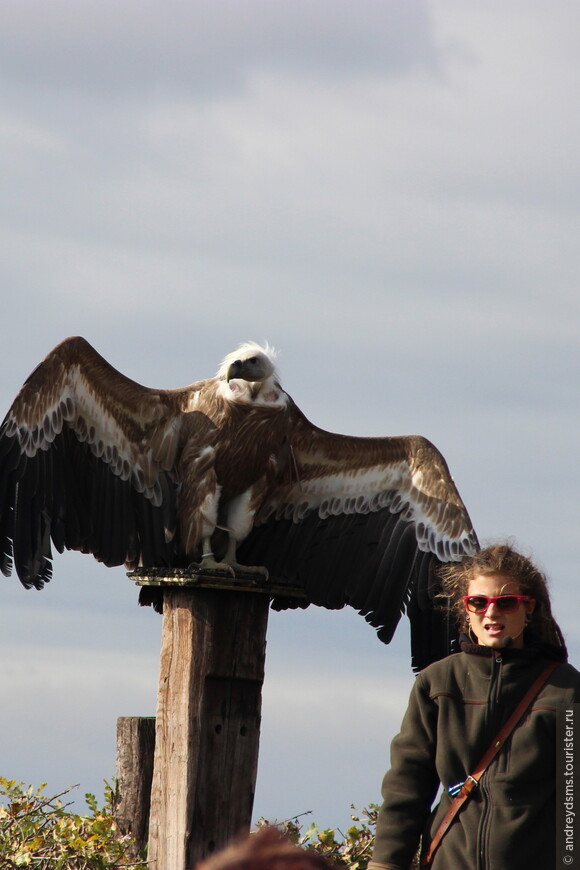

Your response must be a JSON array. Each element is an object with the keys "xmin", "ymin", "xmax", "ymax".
[{"xmin": 248, "ymin": 357, "xmax": 258, "ymax": 364}]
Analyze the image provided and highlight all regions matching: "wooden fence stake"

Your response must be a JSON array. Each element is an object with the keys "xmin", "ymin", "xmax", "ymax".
[{"xmin": 115, "ymin": 716, "xmax": 156, "ymax": 858}]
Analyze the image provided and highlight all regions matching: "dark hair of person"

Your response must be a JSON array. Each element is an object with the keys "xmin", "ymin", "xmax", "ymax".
[
  {"xmin": 196, "ymin": 827, "xmax": 331, "ymax": 870},
  {"xmin": 437, "ymin": 543, "xmax": 566, "ymax": 649}
]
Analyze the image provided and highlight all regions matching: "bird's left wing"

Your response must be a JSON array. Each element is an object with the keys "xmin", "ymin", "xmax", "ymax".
[{"xmin": 238, "ymin": 403, "xmax": 478, "ymax": 667}]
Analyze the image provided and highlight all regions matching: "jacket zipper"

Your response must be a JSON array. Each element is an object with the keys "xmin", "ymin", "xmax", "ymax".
[{"xmin": 477, "ymin": 653, "xmax": 503, "ymax": 870}]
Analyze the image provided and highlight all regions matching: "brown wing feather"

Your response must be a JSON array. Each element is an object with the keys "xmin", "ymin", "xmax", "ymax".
[
  {"xmin": 5, "ymin": 336, "xmax": 188, "ymax": 482},
  {"xmin": 239, "ymin": 399, "xmax": 478, "ymax": 668},
  {"xmin": 0, "ymin": 336, "xmax": 206, "ymax": 586},
  {"xmin": 256, "ymin": 400, "xmax": 477, "ymax": 559}
]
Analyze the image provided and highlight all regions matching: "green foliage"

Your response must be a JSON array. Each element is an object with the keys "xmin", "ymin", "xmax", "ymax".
[
  {"xmin": 1, "ymin": 780, "xmax": 414, "ymax": 870},
  {"xmin": 0, "ymin": 778, "xmax": 147, "ymax": 869},
  {"xmin": 255, "ymin": 804, "xmax": 379, "ymax": 870}
]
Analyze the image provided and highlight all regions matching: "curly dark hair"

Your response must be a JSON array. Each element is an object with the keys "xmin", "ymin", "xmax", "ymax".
[{"xmin": 437, "ymin": 543, "xmax": 566, "ymax": 648}]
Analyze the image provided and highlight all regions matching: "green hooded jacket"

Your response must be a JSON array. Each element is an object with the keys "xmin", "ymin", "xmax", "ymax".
[{"xmin": 369, "ymin": 642, "xmax": 580, "ymax": 870}]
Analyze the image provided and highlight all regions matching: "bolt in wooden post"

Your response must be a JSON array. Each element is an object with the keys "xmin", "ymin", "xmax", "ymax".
[{"xmin": 146, "ymin": 582, "xmax": 270, "ymax": 870}]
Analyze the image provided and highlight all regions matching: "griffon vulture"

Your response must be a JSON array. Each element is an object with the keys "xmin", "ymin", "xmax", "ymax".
[{"xmin": 0, "ymin": 337, "xmax": 478, "ymax": 668}]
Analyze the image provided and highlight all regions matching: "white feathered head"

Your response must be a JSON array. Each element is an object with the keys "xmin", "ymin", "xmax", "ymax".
[{"xmin": 217, "ymin": 342, "xmax": 279, "ymax": 382}]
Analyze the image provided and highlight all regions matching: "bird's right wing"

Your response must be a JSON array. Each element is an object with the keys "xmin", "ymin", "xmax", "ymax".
[{"xmin": 0, "ymin": 336, "xmax": 194, "ymax": 587}]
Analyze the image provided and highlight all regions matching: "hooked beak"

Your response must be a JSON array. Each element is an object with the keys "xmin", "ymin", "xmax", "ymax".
[{"xmin": 226, "ymin": 360, "xmax": 243, "ymax": 382}]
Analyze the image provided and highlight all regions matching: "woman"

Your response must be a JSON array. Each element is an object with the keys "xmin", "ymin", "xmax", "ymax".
[{"xmin": 369, "ymin": 544, "xmax": 580, "ymax": 870}]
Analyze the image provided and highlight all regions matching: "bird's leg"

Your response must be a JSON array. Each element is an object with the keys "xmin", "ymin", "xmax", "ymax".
[{"xmin": 208, "ymin": 490, "xmax": 269, "ymax": 578}]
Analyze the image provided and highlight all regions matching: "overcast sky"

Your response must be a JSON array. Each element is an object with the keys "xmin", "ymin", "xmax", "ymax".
[{"xmin": 1, "ymin": 0, "xmax": 579, "ymax": 834}]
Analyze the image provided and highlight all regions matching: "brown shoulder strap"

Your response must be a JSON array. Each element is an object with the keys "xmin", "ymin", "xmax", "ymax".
[{"xmin": 420, "ymin": 661, "xmax": 559, "ymax": 867}]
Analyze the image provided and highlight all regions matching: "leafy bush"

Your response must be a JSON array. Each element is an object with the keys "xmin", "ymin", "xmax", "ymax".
[
  {"xmin": 256, "ymin": 805, "xmax": 420, "ymax": 870},
  {"xmin": 255, "ymin": 804, "xmax": 379, "ymax": 869},
  {"xmin": 2, "ymin": 779, "xmax": 412, "ymax": 870},
  {"xmin": 0, "ymin": 778, "xmax": 146, "ymax": 869}
]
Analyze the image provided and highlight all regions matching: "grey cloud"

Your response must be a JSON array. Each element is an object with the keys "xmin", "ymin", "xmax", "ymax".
[{"xmin": 1, "ymin": 0, "xmax": 436, "ymax": 103}]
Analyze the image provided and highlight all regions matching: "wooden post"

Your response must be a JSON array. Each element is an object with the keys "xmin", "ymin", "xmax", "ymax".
[
  {"xmin": 146, "ymin": 581, "xmax": 270, "ymax": 870},
  {"xmin": 115, "ymin": 716, "xmax": 156, "ymax": 858}
]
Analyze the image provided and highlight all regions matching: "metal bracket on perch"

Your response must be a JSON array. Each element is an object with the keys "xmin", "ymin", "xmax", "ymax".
[{"xmin": 128, "ymin": 566, "xmax": 308, "ymax": 600}]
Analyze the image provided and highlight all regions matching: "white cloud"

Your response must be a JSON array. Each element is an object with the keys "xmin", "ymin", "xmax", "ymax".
[{"xmin": 0, "ymin": 1, "xmax": 436, "ymax": 101}]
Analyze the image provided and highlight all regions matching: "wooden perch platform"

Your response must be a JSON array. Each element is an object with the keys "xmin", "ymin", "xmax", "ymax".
[{"xmin": 128, "ymin": 565, "xmax": 308, "ymax": 599}]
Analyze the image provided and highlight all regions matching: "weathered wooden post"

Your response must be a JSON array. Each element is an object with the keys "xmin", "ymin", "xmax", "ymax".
[
  {"xmin": 115, "ymin": 716, "xmax": 156, "ymax": 858},
  {"xmin": 129, "ymin": 568, "xmax": 305, "ymax": 870}
]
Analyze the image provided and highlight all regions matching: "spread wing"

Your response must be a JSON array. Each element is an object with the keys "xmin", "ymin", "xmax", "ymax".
[
  {"xmin": 238, "ymin": 401, "xmax": 478, "ymax": 668},
  {"xmin": 0, "ymin": 336, "xmax": 195, "ymax": 587}
]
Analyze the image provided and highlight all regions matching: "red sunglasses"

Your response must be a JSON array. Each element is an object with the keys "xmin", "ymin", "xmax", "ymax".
[{"xmin": 463, "ymin": 594, "xmax": 531, "ymax": 614}]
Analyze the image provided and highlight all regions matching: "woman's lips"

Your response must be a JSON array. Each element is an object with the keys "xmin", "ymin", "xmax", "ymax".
[{"xmin": 484, "ymin": 623, "xmax": 505, "ymax": 636}]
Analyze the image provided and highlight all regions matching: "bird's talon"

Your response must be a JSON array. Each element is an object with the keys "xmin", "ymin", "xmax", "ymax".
[
  {"xmin": 196, "ymin": 555, "xmax": 236, "ymax": 576},
  {"xmin": 236, "ymin": 564, "xmax": 269, "ymax": 580}
]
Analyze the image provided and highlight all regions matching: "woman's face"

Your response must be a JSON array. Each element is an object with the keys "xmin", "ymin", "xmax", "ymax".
[{"xmin": 465, "ymin": 573, "xmax": 535, "ymax": 649}]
